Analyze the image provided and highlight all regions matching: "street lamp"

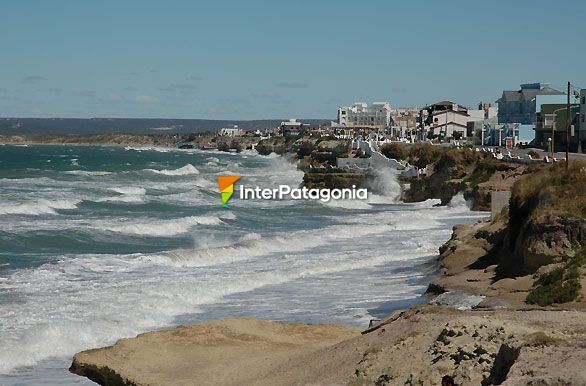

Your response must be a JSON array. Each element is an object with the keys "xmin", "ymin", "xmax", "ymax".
[{"xmin": 548, "ymin": 137, "xmax": 552, "ymax": 158}]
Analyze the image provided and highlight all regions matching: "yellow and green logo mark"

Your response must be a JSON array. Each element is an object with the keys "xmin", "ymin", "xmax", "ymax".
[{"xmin": 217, "ymin": 175, "xmax": 241, "ymax": 208}]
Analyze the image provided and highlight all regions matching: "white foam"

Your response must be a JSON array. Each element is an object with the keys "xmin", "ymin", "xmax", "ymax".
[
  {"xmin": 109, "ymin": 186, "xmax": 147, "ymax": 196},
  {"xmin": 152, "ymin": 222, "xmax": 396, "ymax": 268},
  {"xmin": 368, "ymin": 167, "xmax": 401, "ymax": 200},
  {"xmin": 322, "ymin": 199, "xmax": 372, "ymax": 210},
  {"xmin": 92, "ymin": 215, "xmax": 222, "ymax": 237},
  {"xmin": 64, "ymin": 170, "xmax": 112, "ymax": 176},
  {"xmin": 0, "ymin": 242, "xmax": 426, "ymax": 374},
  {"xmin": 0, "ymin": 199, "xmax": 80, "ymax": 216},
  {"xmin": 447, "ymin": 192, "xmax": 471, "ymax": 210},
  {"xmin": 145, "ymin": 164, "xmax": 200, "ymax": 176}
]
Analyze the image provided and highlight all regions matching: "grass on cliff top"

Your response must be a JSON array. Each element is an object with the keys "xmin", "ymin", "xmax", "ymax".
[{"xmin": 512, "ymin": 160, "xmax": 586, "ymax": 218}]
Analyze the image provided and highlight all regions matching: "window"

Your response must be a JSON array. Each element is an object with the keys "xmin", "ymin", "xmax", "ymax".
[
  {"xmin": 582, "ymin": 114, "xmax": 585, "ymax": 123},
  {"xmin": 582, "ymin": 97, "xmax": 585, "ymax": 104}
]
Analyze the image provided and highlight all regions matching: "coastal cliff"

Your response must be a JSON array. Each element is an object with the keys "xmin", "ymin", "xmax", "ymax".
[
  {"xmin": 433, "ymin": 160, "xmax": 586, "ymax": 309},
  {"xmin": 400, "ymin": 145, "xmax": 541, "ymax": 210}
]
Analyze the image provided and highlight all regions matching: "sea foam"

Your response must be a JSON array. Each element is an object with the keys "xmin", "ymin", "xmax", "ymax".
[{"xmin": 145, "ymin": 164, "xmax": 200, "ymax": 176}]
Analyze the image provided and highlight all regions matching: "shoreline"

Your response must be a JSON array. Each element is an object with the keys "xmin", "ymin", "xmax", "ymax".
[{"xmin": 4, "ymin": 139, "xmax": 585, "ymax": 384}]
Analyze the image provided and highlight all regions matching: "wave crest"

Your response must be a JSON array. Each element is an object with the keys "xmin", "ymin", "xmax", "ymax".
[{"xmin": 145, "ymin": 164, "xmax": 200, "ymax": 176}]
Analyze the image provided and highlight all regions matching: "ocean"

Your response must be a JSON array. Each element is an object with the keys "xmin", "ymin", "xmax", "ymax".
[{"xmin": 0, "ymin": 144, "xmax": 486, "ymax": 385}]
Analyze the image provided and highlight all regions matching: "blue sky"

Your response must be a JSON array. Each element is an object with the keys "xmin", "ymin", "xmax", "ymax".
[{"xmin": 0, "ymin": 0, "xmax": 584, "ymax": 119}]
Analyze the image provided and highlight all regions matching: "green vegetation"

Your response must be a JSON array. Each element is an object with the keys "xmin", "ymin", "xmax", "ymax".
[
  {"xmin": 526, "ymin": 267, "xmax": 580, "ymax": 306},
  {"xmin": 526, "ymin": 248, "xmax": 584, "ymax": 306}
]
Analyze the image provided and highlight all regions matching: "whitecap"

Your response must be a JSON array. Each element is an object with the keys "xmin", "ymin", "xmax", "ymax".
[
  {"xmin": 64, "ymin": 170, "xmax": 112, "ymax": 176},
  {"xmin": 0, "ymin": 199, "xmax": 80, "ymax": 215},
  {"xmin": 144, "ymin": 164, "xmax": 200, "ymax": 176}
]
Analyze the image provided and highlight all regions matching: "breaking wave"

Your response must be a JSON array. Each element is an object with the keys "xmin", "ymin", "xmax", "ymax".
[
  {"xmin": 144, "ymin": 164, "xmax": 200, "ymax": 176},
  {"xmin": 0, "ymin": 199, "xmax": 80, "ymax": 215}
]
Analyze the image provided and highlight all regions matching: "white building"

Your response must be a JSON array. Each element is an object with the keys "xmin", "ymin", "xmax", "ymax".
[
  {"xmin": 218, "ymin": 125, "xmax": 242, "ymax": 137},
  {"xmin": 419, "ymin": 101, "xmax": 490, "ymax": 140},
  {"xmin": 337, "ymin": 102, "xmax": 392, "ymax": 129}
]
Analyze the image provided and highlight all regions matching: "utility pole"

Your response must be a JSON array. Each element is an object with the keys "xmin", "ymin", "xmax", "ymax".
[{"xmin": 566, "ymin": 81, "xmax": 570, "ymax": 170}]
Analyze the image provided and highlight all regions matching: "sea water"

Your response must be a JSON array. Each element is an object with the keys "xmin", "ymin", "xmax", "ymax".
[{"xmin": 0, "ymin": 145, "xmax": 487, "ymax": 385}]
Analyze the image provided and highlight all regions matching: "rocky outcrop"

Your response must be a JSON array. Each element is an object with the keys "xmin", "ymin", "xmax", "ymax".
[
  {"xmin": 69, "ymin": 318, "xmax": 359, "ymax": 386},
  {"xmin": 303, "ymin": 172, "xmax": 367, "ymax": 190},
  {"xmin": 70, "ymin": 307, "xmax": 586, "ymax": 386},
  {"xmin": 404, "ymin": 153, "xmax": 536, "ymax": 210},
  {"xmin": 255, "ymin": 136, "xmax": 293, "ymax": 155}
]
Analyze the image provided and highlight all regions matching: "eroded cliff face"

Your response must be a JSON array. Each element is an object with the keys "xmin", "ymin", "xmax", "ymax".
[
  {"xmin": 435, "ymin": 161, "xmax": 586, "ymax": 308},
  {"xmin": 404, "ymin": 155, "xmax": 536, "ymax": 211},
  {"xmin": 506, "ymin": 198, "xmax": 586, "ymax": 275}
]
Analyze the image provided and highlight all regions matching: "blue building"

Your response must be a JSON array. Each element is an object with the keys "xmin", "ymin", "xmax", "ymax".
[{"xmin": 496, "ymin": 83, "xmax": 565, "ymax": 124}]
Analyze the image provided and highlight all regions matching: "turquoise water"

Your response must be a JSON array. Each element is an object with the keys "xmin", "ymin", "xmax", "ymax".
[{"xmin": 0, "ymin": 144, "xmax": 486, "ymax": 385}]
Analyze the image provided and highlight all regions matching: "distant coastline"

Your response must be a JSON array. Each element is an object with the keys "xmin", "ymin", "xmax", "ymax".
[{"xmin": 0, "ymin": 117, "xmax": 328, "ymax": 136}]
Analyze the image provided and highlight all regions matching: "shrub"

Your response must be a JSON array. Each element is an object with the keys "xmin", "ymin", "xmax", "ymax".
[
  {"xmin": 408, "ymin": 144, "xmax": 443, "ymax": 168},
  {"xmin": 379, "ymin": 143, "xmax": 408, "ymax": 161},
  {"xmin": 524, "ymin": 331, "xmax": 563, "ymax": 347},
  {"xmin": 526, "ymin": 267, "xmax": 581, "ymax": 306}
]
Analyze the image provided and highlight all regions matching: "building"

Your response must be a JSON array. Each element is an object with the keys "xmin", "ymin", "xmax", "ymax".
[
  {"xmin": 534, "ymin": 103, "xmax": 580, "ymax": 152},
  {"xmin": 337, "ymin": 102, "xmax": 392, "ymax": 129},
  {"xmin": 418, "ymin": 101, "xmax": 487, "ymax": 141},
  {"xmin": 217, "ymin": 125, "xmax": 242, "ymax": 137},
  {"xmin": 280, "ymin": 119, "xmax": 305, "ymax": 137},
  {"xmin": 391, "ymin": 113, "xmax": 417, "ymax": 138},
  {"xmin": 390, "ymin": 106, "xmax": 418, "ymax": 139},
  {"xmin": 496, "ymin": 83, "xmax": 565, "ymax": 124},
  {"xmin": 476, "ymin": 123, "xmax": 521, "ymax": 147}
]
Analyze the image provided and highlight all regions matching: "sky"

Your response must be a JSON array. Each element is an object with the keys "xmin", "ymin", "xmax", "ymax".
[{"xmin": 0, "ymin": 0, "xmax": 584, "ymax": 120}]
